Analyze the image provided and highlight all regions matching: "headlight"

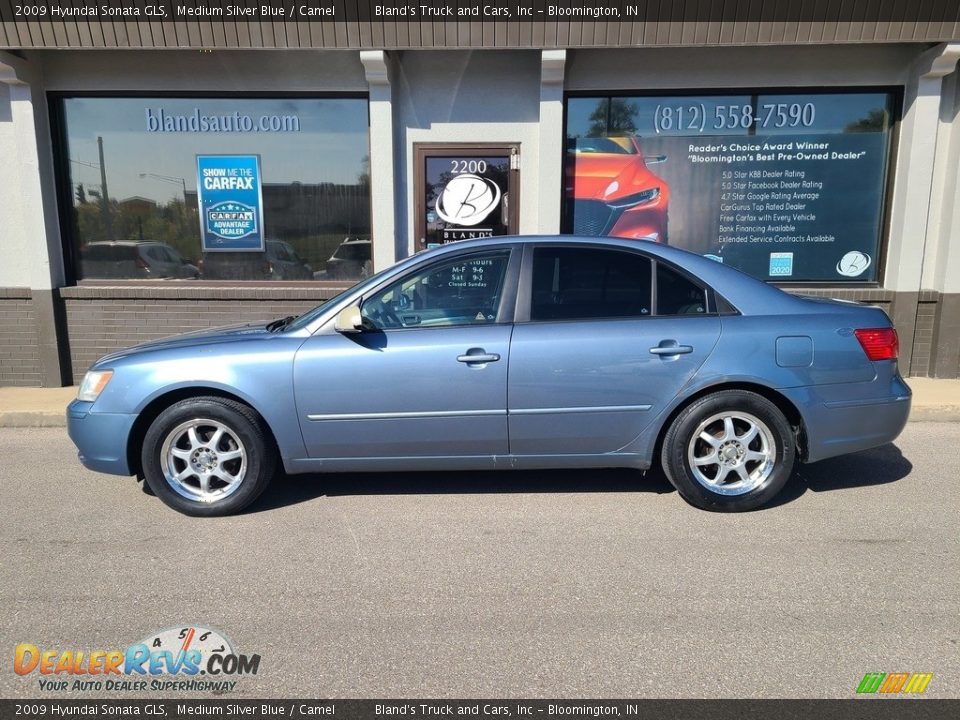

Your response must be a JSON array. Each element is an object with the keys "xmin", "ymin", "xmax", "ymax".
[
  {"xmin": 606, "ymin": 187, "xmax": 660, "ymax": 209},
  {"xmin": 77, "ymin": 370, "xmax": 113, "ymax": 402}
]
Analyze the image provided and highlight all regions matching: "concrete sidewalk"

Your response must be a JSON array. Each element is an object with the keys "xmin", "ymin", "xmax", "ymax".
[{"xmin": 1, "ymin": 378, "xmax": 958, "ymax": 427}]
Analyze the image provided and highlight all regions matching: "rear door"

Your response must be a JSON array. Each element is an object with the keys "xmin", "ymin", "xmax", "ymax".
[{"xmin": 508, "ymin": 245, "xmax": 721, "ymax": 455}]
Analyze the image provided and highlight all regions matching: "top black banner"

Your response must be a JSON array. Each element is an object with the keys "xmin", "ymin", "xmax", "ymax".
[{"xmin": 2, "ymin": 0, "xmax": 960, "ymax": 24}]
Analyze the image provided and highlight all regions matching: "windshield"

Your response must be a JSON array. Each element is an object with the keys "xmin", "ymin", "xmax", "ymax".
[
  {"xmin": 283, "ymin": 247, "xmax": 449, "ymax": 332},
  {"xmin": 282, "ymin": 273, "xmax": 382, "ymax": 332}
]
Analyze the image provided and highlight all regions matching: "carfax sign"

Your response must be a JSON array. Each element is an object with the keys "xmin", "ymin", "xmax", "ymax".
[{"xmin": 196, "ymin": 155, "xmax": 265, "ymax": 252}]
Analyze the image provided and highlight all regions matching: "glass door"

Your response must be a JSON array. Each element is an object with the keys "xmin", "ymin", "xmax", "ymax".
[{"xmin": 415, "ymin": 144, "xmax": 519, "ymax": 250}]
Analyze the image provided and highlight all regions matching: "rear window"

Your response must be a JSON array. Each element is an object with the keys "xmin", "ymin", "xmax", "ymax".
[{"xmin": 656, "ymin": 264, "xmax": 708, "ymax": 316}]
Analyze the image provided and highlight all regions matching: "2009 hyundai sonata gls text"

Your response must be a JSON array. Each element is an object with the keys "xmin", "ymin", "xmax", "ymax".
[{"xmin": 67, "ymin": 236, "xmax": 911, "ymax": 516}]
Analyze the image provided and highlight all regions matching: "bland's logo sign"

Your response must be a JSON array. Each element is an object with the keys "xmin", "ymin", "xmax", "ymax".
[
  {"xmin": 836, "ymin": 251, "xmax": 872, "ymax": 277},
  {"xmin": 435, "ymin": 174, "xmax": 502, "ymax": 227}
]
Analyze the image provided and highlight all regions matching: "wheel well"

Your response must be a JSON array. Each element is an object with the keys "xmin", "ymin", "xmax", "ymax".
[
  {"xmin": 126, "ymin": 387, "xmax": 279, "ymax": 478},
  {"xmin": 652, "ymin": 382, "xmax": 808, "ymax": 464}
]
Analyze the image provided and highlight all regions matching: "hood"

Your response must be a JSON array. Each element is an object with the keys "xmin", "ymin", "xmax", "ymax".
[
  {"xmin": 569, "ymin": 153, "xmax": 661, "ymax": 200},
  {"xmin": 95, "ymin": 322, "xmax": 273, "ymax": 365}
]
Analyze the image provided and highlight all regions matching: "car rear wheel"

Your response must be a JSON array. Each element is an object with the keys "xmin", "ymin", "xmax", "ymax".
[
  {"xmin": 661, "ymin": 390, "xmax": 795, "ymax": 512},
  {"xmin": 141, "ymin": 397, "xmax": 276, "ymax": 516}
]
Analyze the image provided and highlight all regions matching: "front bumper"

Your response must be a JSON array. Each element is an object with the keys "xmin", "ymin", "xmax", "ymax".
[{"xmin": 67, "ymin": 400, "xmax": 137, "ymax": 476}]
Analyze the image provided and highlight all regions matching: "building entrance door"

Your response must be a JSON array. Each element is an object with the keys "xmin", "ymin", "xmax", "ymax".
[{"xmin": 414, "ymin": 143, "xmax": 520, "ymax": 250}]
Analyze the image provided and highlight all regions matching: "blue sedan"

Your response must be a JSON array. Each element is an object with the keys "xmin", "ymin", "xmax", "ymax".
[{"xmin": 67, "ymin": 236, "xmax": 911, "ymax": 516}]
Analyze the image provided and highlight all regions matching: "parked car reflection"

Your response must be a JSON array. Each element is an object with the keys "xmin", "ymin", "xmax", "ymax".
[
  {"xmin": 314, "ymin": 238, "xmax": 372, "ymax": 281},
  {"xmin": 80, "ymin": 241, "xmax": 200, "ymax": 280},
  {"xmin": 198, "ymin": 239, "xmax": 313, "ymax": 280}
]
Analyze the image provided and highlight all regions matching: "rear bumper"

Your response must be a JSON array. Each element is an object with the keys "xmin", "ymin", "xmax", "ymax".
[
  {"xmin": 782, "ymin": 373, "xmax": 911, "ymax": 464},
  {"xmin": 66, "ymin": 400, "xmax": 136, "ymax": 476}
]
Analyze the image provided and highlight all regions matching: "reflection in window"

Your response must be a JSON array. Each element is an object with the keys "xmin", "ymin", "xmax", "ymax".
[
  {"xmin": 362, "ymin": 251, "xmax": 511, "ymax": 329},
  {"xmin": 61, "ymin": 97, "xmax": 370, "ymax": 282},
  {"xmin": 531, "ymin": 247, "xmax": 652, "ymax": 321}
]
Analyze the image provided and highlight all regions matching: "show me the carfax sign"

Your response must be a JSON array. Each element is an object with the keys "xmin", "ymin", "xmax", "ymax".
[{"xmin": 196, "ymin": 154, "xmax": 266, "ymax": 252}]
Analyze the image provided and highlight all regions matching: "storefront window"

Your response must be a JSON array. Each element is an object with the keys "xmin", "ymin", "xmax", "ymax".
[
  {"xmin": 59, "ymin": 97, "xmax": 371, "ymax": 282},
  {"xmin": 565, "ymin": 91, "xmax": 895, "ymax": 282}
]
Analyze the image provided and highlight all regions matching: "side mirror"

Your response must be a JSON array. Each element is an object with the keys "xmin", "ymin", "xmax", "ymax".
[
  {"xmin": 334, "ymin": 304, "xmax": 364, "ymax": 334},
  {"xmin": 646, "ymin": 154, "xmax": 667, "ymax": 164}
]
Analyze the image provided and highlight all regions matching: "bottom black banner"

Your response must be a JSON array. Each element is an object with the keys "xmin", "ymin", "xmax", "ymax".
[{"xmin": 2, "ymin": 700, "xmax": 959, "ymax": 720}]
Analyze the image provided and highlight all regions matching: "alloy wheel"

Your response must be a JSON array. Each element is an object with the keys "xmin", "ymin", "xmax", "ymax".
[
  {"xmin": 686, "ymin": 411, "xmax": 776, "ymax": 496},
  {"xmin": 160, "ymin": 418, "xmax": 248, "ymax": 503}
]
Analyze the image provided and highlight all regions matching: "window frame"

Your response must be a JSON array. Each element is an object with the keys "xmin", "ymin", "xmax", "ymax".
[
  {"xmin": 48, "ymin": 90, "xmax": 371, "ymax": 287},
  {"xmin": 515, "ymin": 242, "xmax": 718, "ymax": 324}
]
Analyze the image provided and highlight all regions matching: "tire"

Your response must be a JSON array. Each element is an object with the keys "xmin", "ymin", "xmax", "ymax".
[
  {"xmin": 141, "ymin": 396, "xmax": 276, "ymax": 517},
  {"xmin": 660, "ymin": 390, "xmax": 795, "ymax": 512}
]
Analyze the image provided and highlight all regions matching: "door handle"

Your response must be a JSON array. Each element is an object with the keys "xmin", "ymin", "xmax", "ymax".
[
  {"xmin": 650, "ymin": 343, "xmax": 693, "ymax": 356},
  {"xmin": 457, "ymin": 349, "xmax": 501, "ymax": 364}
]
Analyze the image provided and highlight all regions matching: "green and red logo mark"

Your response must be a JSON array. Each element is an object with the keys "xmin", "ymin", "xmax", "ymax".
[{"xmin": 856, "ymin": 672, "xmax": 933, "ymax": 695}]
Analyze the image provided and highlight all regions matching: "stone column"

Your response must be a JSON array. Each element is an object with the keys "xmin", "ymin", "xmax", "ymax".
[
  {"xmin": 882, "ymin": 43, "xmax": 960, "ymax": 375},
  {"xmin": 538, "ymin": 50, "xmax": 567, "ymax": 234},
  {"xmin": 0, "ymin": 51, "xmax": 69, "ymax": 386},
  {"xmin": 360, "ymin": 50, "xmax": 398, "ymax": 272}
]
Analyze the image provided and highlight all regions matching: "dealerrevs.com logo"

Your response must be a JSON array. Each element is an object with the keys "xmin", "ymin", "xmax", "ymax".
[{"xmin": 14, "ymin": 625, "xmax": 260, "ymax": 693}]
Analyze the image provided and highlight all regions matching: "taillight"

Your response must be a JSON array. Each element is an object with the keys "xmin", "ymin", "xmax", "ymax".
[{"xmin": 854, "ymin": 327, "xmax": 899, "ymax": 361}]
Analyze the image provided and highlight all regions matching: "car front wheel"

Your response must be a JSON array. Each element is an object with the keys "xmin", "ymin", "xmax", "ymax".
[
  {"xmin": 141, "ymin": 397, "xmax": 276, "ymax": 516},
  {"xmin": 661, "ymin": 390, "xmax": 795, "ymax": 512}
]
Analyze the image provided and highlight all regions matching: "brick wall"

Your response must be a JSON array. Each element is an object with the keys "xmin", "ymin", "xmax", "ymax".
[
  {"xmin": 909, "ymin": 293, "xmax": 939, "ymax": 377},
  {"xmin": 60, "ymin": 285, "xmax": 341, "ymax": 384},
  {"xmin": 0, "ymin": 288, "xmax": 42, "ymax": 387}
]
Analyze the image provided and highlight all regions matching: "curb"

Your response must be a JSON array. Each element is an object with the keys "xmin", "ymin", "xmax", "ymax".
[
  {"xmin": 908, "ymin": 407, "xmax": 960, "ymax": 423},
  {"xmin": 0, "ymin": 413, "xmax": 70, "ymax": 428},
  {"xmin": 1, "ymin": 409, "xmax": 958, "ymax": 428}
]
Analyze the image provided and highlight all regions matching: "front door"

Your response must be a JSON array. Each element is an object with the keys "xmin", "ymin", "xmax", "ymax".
[
  {"xmin": 293, "ymin": 247, "xmax": 518, "ymax": 460},
  {"xmin": 415, "ymin": 144, "xmax": 519, "ymax": 251}
]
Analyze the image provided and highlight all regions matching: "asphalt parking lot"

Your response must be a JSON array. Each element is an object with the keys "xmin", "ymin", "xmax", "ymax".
[{"xmin": 0, "ymin": 423, "xmax": 957, "ymax": 699}]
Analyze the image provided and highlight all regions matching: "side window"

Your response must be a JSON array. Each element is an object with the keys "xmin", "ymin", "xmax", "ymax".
[
  {"xmin": 656, "ymin": 264, "xmax": 708, "ymax": 316},
  {"xmin": 530, "ymin": 247, "xmax": 652, "ymax": 321},
  {"xmin": 361, "ymin": 251, "xmax": 511, "ymax": 330}
]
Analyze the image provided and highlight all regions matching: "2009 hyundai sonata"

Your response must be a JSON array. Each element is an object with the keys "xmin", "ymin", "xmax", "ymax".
[{"xmin": 67, "ymin": 236, "xmax": 911, "ymax": 516}]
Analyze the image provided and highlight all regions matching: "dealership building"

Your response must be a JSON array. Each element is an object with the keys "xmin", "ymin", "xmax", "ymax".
[{"xmin": 2, "ymin": 2, "xmax": 960, "ymax": 386}]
